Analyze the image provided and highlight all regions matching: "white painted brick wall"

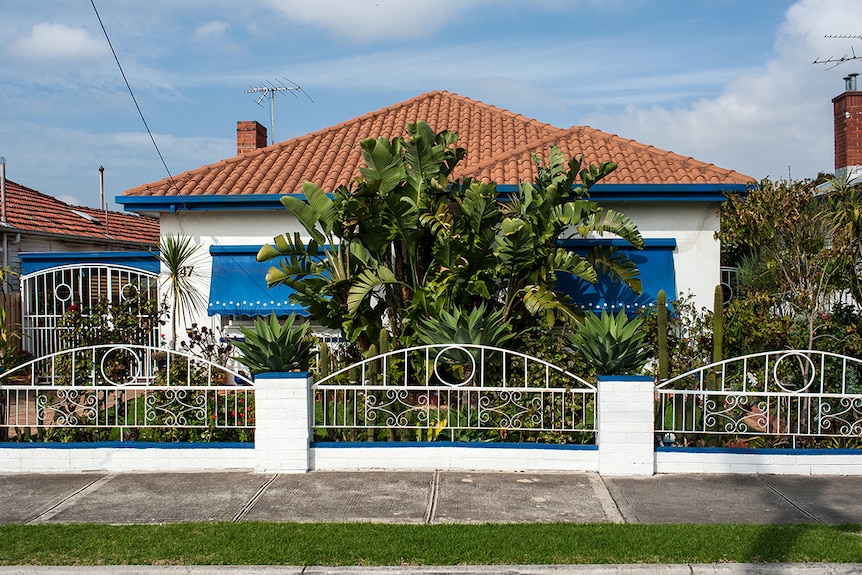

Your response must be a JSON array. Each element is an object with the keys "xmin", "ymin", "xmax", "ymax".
[
  {"xmin": 597, "ymin": 377, "xmax": 655, "ymax": 476},
  {"xmin": 253, "ymin": 372, "xmax": 312, "ymax": 473},
  {"xmin": 310, "ymin": 445, "xmax": 599, "ymax": 472},
  {"xmin": 0, "ymin": 447, "xmax": 255, "ymax": 473},
  {"xmin": 6, "ymin": 369, "xmax": 862, "ymax": 475}
]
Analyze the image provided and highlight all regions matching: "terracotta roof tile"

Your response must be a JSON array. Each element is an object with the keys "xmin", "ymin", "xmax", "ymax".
[
  {"xmin": 2, "ymin": 179, "xmax": 158, "ymax": 245},
  {"xmin": 123, "ymin": 91, "xmax": 754, "ymax": 198}
]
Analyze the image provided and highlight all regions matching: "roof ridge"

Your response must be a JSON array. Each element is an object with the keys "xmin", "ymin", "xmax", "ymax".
[
  {"xmin": 575, "ymin": 125, "xmax": 740, "ymax": 174},
  {"xmin": 124, "ymin": 90, "xmax": 567, "ymax": 197},
  {"xmin": 469, "ymin": 128, "xmax": 571, "ymax": 172}
]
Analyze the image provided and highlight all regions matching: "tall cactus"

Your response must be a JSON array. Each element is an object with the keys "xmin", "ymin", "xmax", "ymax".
[
  {"xmin": 318, "ymin": 341, "xmax": 330, "ymax": 378},
  {"xmin": 713, "ymin": 284, "xmax": 724, "ymax": 365},
  {"xmin": 367, "ymin": 343, "xmax": 379, "ymax": 380},
  {"xmin": 657, "ymin": 289, "xmax": 668, "ymax": 380},
  {"xmin": 708, "ymin": 284, "xmax": 724, "ymax": 392},
  {"xmin": 378, "ymin": 328, "xmax": 390, "ymax": 354}
]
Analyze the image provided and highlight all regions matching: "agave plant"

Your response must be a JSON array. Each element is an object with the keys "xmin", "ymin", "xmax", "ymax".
[
  {"xmin": 413, "ymin": 303, "xmax": 515, "ymax": 348},
  {"xmin": 233, "ymin": 313, "xmax": 312, "ymax": 375},
  {"xmin": 566, "ymin": 310, "xmax": 650, "ymax": 375},
  {"xmin": 410, "ymin": 304, "xmax": 515, "ymax": 384}
]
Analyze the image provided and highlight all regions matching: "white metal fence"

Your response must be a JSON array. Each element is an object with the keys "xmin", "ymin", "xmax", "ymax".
[
  {"xmin": 312, "ymin": 344, "xmax": 596, "ymax": 443},
  {"xmin": 21, "ymin": 264, "xmax": 159, "ymax": 357},
  {"xmin": 656, "ymin": 350, "xmax": 862, "ymax": 446},
  {"xmin": 0, "ymin": 344, "xmax": 253, "ymax": 442}
]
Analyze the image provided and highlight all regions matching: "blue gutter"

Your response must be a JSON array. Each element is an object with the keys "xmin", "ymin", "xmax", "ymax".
[
  {"xmin": 116, "ymin": 183, "xmax": 750, "ymax": 214},
  {"xmin": 19, "ymin": 251, "xmax": 160, "ymax": 275}
]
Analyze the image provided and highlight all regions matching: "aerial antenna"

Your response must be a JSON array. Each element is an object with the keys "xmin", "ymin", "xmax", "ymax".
[
  {"xmin": 814, "ymin": 35, "xmax": 862, "ymax": 69},
  {"xmin": 244, "ymin": 78, "xmax": 314, "ymax": 144}
]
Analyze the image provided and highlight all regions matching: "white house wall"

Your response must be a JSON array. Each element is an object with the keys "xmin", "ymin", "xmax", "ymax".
[
  {"xmin": 160, "ymin": 210, "xmax": 308, "ymax": 333},
  {"xmin": 158, "ymin": 199, "xmax": 722, "ymax": 333},
  {"xmin": 599, "ymin": 201, "xmax": 722, "ymax": 313}
]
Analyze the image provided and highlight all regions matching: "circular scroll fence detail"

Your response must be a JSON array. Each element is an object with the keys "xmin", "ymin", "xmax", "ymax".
[
  {"xmin": 433, "ymin": 345, "xmax": 477, "ymax": 386},
  {"xmin": 55, "ymin": 283, "xmax": 72, "ymax": 302},
  {"xmin": 772, "ymin": 351, "xmax": 816, "ymax": 393},
  {"xmin": 121, "ymin": 283, "xmax": 139, "ymax": 300},
  {"xmin": 99, "ymin": 345, "xmax": 144, "ymax": 386}
]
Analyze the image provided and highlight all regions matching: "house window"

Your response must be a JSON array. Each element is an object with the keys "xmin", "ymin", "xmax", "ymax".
[{"xmin": 556, "ymin": 238, "xmax": 677, "ymax": 314}]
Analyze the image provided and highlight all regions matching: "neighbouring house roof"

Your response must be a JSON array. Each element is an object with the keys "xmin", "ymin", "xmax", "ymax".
[
  {"xmin": 2, "ymin": 179, "xmax": 159, "ymax": 246},
  {"xmin": 121, "ymin": 90, "xmax": 754, "ymax": 201}
]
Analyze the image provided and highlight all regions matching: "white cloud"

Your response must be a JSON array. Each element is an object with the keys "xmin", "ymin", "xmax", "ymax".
[
  {"xmin": 194, "ymin": 21, "xmax": 230, "ymax": 41},
  {"xmin": 12, "ymin": 23, "xmax": 107, "ymax": 61},
  {"xmin": 582, "ymin": 0, "xmax": 862, "ymax": 182},
  {"xmin": 264, "ymin": 0, "xmax": 494, "ymax": 42}
]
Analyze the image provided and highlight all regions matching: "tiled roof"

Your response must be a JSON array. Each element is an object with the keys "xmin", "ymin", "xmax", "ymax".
[
  {"xmin": 2, "ymin": 179, "xmax": 159, "ymax": 246},
  {"xmin": 123, "ymin": 90, "xmax": 754, "ymax": 198}
]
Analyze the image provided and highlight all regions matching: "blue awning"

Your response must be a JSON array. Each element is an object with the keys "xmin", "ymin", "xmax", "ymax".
[
  {"xmin": 208, "ymin": 245, "xmax": 308, "ymax": 317},
  {"xmin": 556, "ymin": 238, "xmax": 676, "ymax": 314}
]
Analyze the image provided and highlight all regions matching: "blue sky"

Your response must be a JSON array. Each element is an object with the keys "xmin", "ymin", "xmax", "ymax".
[{"xmin": 1, "ymin": 0, "xmax": 861, "ymax": 209}]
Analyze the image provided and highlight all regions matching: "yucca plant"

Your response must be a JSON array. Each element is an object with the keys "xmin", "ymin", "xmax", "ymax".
[
  {"xmin": 566, "ymin": 310, "xmax": 650, "ymax": 375},
  {"xmin": 234, "ymin": 313, "xmax": 312, "ymax": 375}
]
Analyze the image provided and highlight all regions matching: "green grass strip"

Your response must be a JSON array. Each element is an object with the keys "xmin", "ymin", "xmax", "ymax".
[{"xmin": 0, "ymin": 523, "xmax": 861, "ymax": 566}]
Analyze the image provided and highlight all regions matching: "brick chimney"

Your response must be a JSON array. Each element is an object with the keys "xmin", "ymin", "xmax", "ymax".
[
  {"xmin": 237, "ymin": 121, "xmax": 267, "ymax": 155},
  {"xmin": 834, "ymin": 73, "xmax": 862, "ymax": 180}
]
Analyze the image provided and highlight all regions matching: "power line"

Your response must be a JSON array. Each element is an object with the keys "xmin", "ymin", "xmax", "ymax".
[{"xmin": 90, "ymin": 0, "xmax": 184, "ymax": 202}]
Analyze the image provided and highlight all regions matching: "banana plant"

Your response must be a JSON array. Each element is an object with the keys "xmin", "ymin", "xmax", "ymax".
[
  {"xmin": 493, "ymin": 146, "xmax": 643, "ymax": 329},
  {"xmin": 258, "ymin": 121, "xmax": 465, "ymax": 349}
]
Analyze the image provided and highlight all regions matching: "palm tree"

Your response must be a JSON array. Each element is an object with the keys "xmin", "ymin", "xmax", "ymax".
[{"xmin": 156, "ymin": 235, "xmax": 206, "ymax": 349}]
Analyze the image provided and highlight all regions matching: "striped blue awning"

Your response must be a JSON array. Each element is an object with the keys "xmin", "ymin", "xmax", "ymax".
[
  {"xmin": 208, "ymin": 245, "xmax": 307, "ymax": 318},
  {"xmin": 556, "ymin": 238, "xmax": 676, "ymax": 314}
]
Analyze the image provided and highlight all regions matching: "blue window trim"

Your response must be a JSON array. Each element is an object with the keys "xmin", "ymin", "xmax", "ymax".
[
  {"xmin": 116, "ymin": 183, "xmax": 748, "ymax": 213},
  {"xmin": 558, "ymin": 238, "xmax": 677, "ymax": 249}
]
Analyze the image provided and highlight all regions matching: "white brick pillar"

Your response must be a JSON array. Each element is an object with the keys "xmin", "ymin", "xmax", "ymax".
[
  {"xmin": 253, "ymin": 372, "xmax": 312, "ymax": 473},
  {"xmin": 597, "ymin": 375, "xmax": 655, "ymax": 476}
]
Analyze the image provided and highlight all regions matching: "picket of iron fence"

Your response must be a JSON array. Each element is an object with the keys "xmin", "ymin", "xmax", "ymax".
[
  {"xmin": 656, "ymin": 350, "xmax": 862, "ymax": 446},
  {"xmin": 312, "ymin": 344, "xmax": 597, "ymax": 443}
]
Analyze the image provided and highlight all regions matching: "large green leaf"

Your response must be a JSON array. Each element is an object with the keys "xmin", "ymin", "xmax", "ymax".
[
  {"xmin": 346, "ymin": 266, "xmax": 400, "ymax": 315},
  {"xmin": 359, "ymin": 137, "xmax": 406, "ymax": 193},
  {"xmin": 404, "ymin": 121, "xmax": 442, "ymax": 196},
  {"xmin": 587, "ymin": 245, "xmax": 643, "ymax": 294},
  {"xmin": 578, "ymin": 208, "xmax": 644, "ymax": 249},
  {"xmin": 548, "ymin": 249, "xmax": 598, "ymax": 283}
]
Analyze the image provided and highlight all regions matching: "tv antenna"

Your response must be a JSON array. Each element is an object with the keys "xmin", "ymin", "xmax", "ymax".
[
  {"xmin": 244, "ymin": 78, "xmax": 313, "ymax": 144},
  {"xmin": 813, "ymin": 35, "xmax": 862, "ymax": 70}
]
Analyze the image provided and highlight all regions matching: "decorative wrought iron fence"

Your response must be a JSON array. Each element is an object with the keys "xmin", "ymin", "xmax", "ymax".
[
  {"xmin": 312, "ymin": 344, "xmax": 596, "ymax": 443},
  {"xmin": 656, "ymin": 350, "xmax": 862, "ymax": 447},
  {"xmin": 0, "ymin": 344, "xmax": 254, "ymax": 442}
]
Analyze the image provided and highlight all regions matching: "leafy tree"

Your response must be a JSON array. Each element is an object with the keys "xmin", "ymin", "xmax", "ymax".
[
  {"xmin": 717, "ymin": 178, "xmax": 846, "ymax": 349},
  {"xmin": 258, "ymin": 121, "xmax": 643, "ymax": 349},
  {"xmin": 825, "ymin": 173, "xmax": 862, "ymax": 304}
]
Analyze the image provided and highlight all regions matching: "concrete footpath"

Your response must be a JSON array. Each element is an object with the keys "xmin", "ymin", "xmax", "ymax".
[
  {"xmin": 2, "ymin": 471, "xmax": 862, "ymax": 574},
  {"xmin": 4, "ymin": 470, "xmax": 862, "ymax": 525}
]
